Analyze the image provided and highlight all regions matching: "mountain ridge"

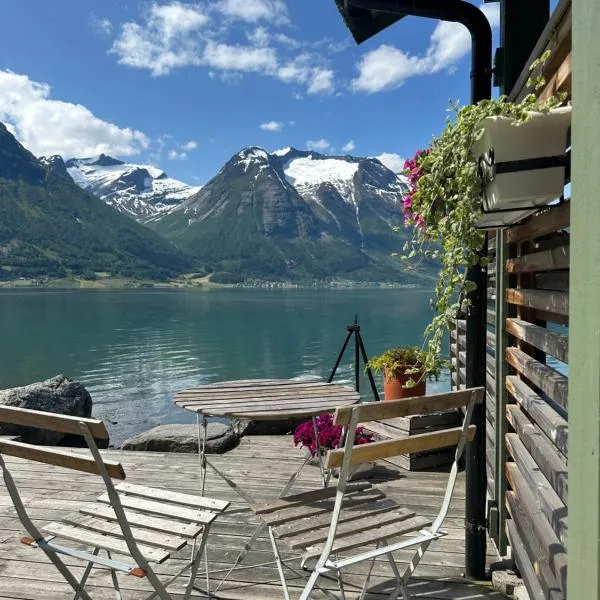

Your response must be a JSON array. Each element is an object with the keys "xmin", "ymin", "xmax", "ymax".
[
  {"xmin": 64, "ymin": 154, "xmax": 200, "ymax": 222},
  {"xmin": 0, "ymin": 122, "xmax": 191, "ymax": 281},
  {"xmin": 151, "ymin": 145, "xmax": 433, "ymax": 284}
]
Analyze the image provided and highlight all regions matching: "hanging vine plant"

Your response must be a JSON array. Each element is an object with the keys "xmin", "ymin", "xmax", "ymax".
[{"xmin": 401, "ymin": 51, "xmax": 567, "ymax": 380}]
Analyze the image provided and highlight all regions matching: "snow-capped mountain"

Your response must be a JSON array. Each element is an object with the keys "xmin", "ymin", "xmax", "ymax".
[
  {"xmin": 64, "ymin": 154, "xmax": 200, "ymax": 222},
  {"xmin": 152, "ymin": 146, "xmax": 433, "ymax": 283}
]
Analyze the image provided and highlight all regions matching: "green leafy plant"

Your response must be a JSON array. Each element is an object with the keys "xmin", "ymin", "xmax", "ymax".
[
  {"xmin": 401, "ymin": 51, "xmax": 566, "ymax": 376},
  {"xmin": 366, "ymin": 346, "xmax": 445, "ymax": 384}
]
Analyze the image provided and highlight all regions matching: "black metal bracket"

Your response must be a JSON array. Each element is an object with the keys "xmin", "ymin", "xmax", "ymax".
[{"xmin": 328, "ymin": 316, "xmax": 380, "ymax": 401}]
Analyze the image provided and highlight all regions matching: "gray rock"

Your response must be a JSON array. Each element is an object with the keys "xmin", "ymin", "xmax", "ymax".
[
  {"xmin": 0, "ymin": 374, "xmax": 93, "ymax": 445},
  {"xmin": 121, "ymin": 423, "xmax": 238, "ymax": 453}
]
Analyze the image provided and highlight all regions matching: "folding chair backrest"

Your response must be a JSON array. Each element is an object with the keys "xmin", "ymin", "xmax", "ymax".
[
  {"xmin": 325, "ymin": 388, "xmax": 484, "ymax": 470},
  {"xmin": 324, "ymin": 387, "xmax": 484, "ymax": 533},
  {"xmin": 0, "ymin": 406, "xmax": 124, "ymax": 479}
]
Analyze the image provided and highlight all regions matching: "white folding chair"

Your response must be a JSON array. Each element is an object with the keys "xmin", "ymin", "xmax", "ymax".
[
  {"xmin": 251, "ymin": 387, "xmax": 484, "ymax": 600},
  {"xmin": 0, "ymin": 406, "xmax": 230, "ymax": 600}
]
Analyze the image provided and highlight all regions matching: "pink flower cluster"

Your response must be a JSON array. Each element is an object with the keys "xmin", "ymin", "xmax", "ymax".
[
  {"xmin": 402, "ymin": 149, "xmax": 429, "ymax": 231},
  {"xmin": 293, "ymin": 413, "xmax": 374, "ymax": 457}
]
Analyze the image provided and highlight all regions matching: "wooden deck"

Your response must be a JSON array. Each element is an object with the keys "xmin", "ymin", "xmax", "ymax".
[{"xmin": 0, "ymin": 435, "xmax": 504, "ymax": 599}]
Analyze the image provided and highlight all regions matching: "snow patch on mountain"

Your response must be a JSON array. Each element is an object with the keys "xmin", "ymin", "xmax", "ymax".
[
  {"xmin": 283, "ymin": 155, "xmax": 362, "ymax": 211},
  {"xmin": 65, "ymin": 154, "xmax": 200, "ymax": 221},
  {"xmin": 237, "ymin": 147, "xmax": 269, "ymax": 172},
  {"xmin": 272, "ymin": 146, "xmax": 292, "ymax": 157}
]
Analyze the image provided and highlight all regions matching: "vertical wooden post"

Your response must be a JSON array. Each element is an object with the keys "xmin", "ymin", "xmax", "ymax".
[{"xmin": 568, "ymin": 2, "xmax": 600, "ymax": 598}]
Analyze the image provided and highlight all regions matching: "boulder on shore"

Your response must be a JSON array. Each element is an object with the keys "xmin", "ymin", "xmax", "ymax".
[
  {"xmin": 121, "ymin": 423, "xmax": 238, "ymax": 453},
  {"xmin": 0, "ymin": 374, "xmax": 94, "ymax": 445}
]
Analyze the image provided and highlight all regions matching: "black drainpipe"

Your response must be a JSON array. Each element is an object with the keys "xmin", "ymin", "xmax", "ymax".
[{"xmin": 347, "ymin": 0, "xmax": 492, "ymax": 580}]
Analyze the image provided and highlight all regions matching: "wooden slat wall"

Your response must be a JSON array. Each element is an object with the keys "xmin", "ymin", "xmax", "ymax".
[{"xmin": 501, "ymin": 201, "xmax": 569, "ymax": 600}]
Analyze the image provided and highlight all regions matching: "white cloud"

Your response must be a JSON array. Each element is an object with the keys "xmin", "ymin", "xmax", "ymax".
[
  {"xmin": 307, "ymin": 68, "xmax": 334, "ymax": 95},
  {"xmin": 276, "ymin": 56, "xmax": 335, "ymax": 95},
  {"xmin": 91, "ymin": 14, "xmax": 113, "ymax": 37},
  {"xmin": 203, "ymin": 41, "xmax": 277, "ymax": 72},
  {"xmin": 111, "ymin": 2, "xmax": 209, "ymax": 76},
  {"xmin": 168, "ymin": 149, "xmax": 188, "ymax": 160},
  {"xmin": 341, "ymin": 140, "xmax": 355, "ymax": 153},
  {"xmin": 181, "ymin": 140, "xmax": 198, "ymax": 151},
  {"xmin": 110, "ymin": 2, "xmax": 336, "ymax": 95},
  {"xmin": 260, "ymin": 120, "xmax": 284, "ymax": 132},
  {"xmin": 0, "ymin": 70, "xmax": 149, "ymax": 158},
  {"xmin": 217, "ymin": 0, "xmax": 289, "ymax": 24},
  {"xmin": 247, "ymin": 26, "xmax": 270, "ymax": 47},
  {"xmin": 306, "ymin": 139, "xmax": 331, "ymax": 152},
  {"xmin": 352, "ymin": 3, "xmax": 500, "ymax": 93},
  {"xmin": 374, "ymin": 152, "xmax": 406, "ymax": 174}
]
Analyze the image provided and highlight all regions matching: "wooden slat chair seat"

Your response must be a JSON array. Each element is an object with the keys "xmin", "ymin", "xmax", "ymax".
[
  {"xmin": 0, "ymin": 406, "xmax": 229, "ymax": 600},
  {"xmin": 250, "ymin": 387, "xmax": 484, "ymax": 600}
]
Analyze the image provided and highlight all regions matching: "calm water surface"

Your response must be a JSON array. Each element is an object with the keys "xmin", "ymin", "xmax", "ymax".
[{"xmin": 0, "ymin": 288, "xmax": 449, "ymax": 445}]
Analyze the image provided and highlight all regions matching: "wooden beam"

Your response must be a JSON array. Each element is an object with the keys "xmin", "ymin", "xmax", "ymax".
[
  {"xmin": 506, "ymin": 463, "xmax": 567, "ymax": 594},
  {"xmin": 506, "ymin": 202, "xmax": 570, "ymax": 244},
  {"xmin": 506, "ymin": 245, "xmax": 570, "ymax": 274},
  {"xmin": 506, "ymin": 492, "xmax": 566, "ymax": 599},
  {"xmin": 0, "ymin": 440, "xmax": 125, "ymax": 479},
  {"xmin": 506, "ymin": 288, "xmax": 569, "ymax": 317},
  {"xmin": 506, "ymin": 347, "xmax": 569, "ymax": 410},
  {"xmin": 506, "ymin": 376, "xmax": 568, "ymax": 458},
  {"xmin": 333, "ymin": 388, "xmax": 483, "ymax": 426},
  {"xmin": 506, "ymin": 406, "xmax": 568, "ymax": 505},
  {"xmin": 0, "ymin": 406, "xmax": 108, "ymax": 439},
  {"xmin": 325, "ymin": 426, "xmax": 476, "ymax": 469},
  {"xmin": 506, "ymin": 437, "xmax": 568, "ymax": 545},
  {"xmin": 506, "ymin": 318, "xmax": 569, "ymax": 363},
  {"xmin": 540, "ymin": 51, "xmax": 573, "ymax": 102}
]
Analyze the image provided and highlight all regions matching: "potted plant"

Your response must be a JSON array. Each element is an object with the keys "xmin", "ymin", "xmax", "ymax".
[
  {"xmin": 293, "ymin": 413, "xmax": 373, "ymax": 462},
  {"xmin": 400, "ymin": 51, "xmax": 566, "ymax": 376},
  {"xmin": 366, "ymin": 346, "xmax": 444, "ymax": 400}
]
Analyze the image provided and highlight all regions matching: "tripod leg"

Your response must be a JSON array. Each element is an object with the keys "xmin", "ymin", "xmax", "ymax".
[
  {"xmin": 358, "ymin": 332, "xmax": 380, "ymax": 401},
  {"xmin": 328, "ymin": 330, "xmax": 353, "ymax": 383}
]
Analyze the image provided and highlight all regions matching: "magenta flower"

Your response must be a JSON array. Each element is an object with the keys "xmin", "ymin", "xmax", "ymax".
[{"xmin": 293, "ymin": 413, "xmax": 374, "ymax": 457}]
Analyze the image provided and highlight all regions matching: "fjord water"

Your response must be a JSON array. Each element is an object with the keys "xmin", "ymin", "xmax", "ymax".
[{"xmin": 0, "ymin": 288, "xmax": 447, "ymax": 446}]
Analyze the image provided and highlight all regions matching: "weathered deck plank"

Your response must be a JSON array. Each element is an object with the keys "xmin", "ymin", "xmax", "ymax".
[{"xmin": 0, "ymin": 435, "xmax": 503, "ymax": 599}]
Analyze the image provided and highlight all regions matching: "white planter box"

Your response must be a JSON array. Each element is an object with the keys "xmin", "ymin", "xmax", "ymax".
[
  {"xmin": 475, "ymin": 208, "xmax": 538, "ymax": 229},
  {"xmin": 472, "ymin": 106, "xmax": 571, "ymax": 214}
]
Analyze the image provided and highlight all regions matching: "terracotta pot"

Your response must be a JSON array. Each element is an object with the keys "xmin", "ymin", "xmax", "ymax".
[{"xmin": 383, "ymin": 368, "xmax": 426, "ymax": 401}]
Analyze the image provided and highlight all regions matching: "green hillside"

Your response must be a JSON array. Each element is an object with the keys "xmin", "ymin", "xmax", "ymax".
[{"xmin": 0, "ymin": 122, "xmax": 190, "ymax": 281}]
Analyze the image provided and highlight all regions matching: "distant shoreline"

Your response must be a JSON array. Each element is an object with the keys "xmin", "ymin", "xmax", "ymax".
[{"xmin": 0, "ymin": 275, "xmax": 431, "ymax": 291}]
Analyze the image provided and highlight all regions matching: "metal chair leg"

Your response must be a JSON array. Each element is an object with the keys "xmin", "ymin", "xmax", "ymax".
[
  {"xmin": 358, "ymin": 541, "xmax": 380, "ymax": 600},
  {"xmin": 300, "ymin": 569, "xmax": 322, "ymax": 600},
  {"xmin": 72, "ymin": 547, "xmax": 100, "ymax": 600},
  {"xmin": 106, "ymin": 550, "xmax": 123, "ymax": 600},
  {"xmin": 184, "ymin": 528, "xmax": 210, "ymax": 600},
  {"xmin": 268, "ymin": 526, "xmax": 292, "ymax": 600},
  {"xmin": 337, "ymin": 567, "xmax": 346, "ymax": 600}
]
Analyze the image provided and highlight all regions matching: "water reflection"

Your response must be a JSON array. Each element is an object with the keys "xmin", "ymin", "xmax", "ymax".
[{"xmin": 0, "ymin": 288, "xmax": 448, "ymax": 445}]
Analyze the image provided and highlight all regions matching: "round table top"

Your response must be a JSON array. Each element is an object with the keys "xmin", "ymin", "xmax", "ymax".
[{"xmin": 174, "ymin": 378, "xmax": 360, "ymax": 420}]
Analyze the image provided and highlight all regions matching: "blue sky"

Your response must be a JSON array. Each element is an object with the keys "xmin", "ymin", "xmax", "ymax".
[{"xmin": 0, "ymin": 0, "xmax": 504, "ymax": 184}]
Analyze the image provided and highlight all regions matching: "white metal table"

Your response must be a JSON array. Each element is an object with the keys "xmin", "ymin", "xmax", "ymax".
[{"xmin": 174, "ymin": 378, "xmax": 360, "ymax": 593}]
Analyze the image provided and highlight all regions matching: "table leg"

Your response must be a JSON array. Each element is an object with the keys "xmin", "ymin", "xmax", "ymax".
[{"xmin": 196, "ymin": 414, "xmax": 208, "ymax": 497}]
